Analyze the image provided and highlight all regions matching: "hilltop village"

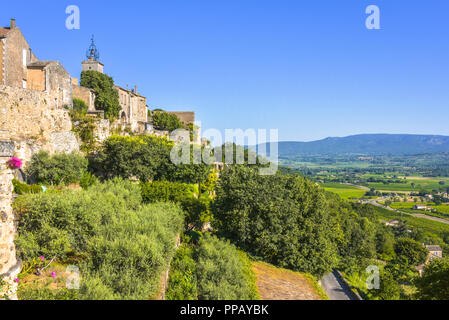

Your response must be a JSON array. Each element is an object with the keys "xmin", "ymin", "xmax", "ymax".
[
  {"xmin": 0, "ymin": 18, "xmax": 201, "ymax": 298},
  {"xmin": 0, "ymin": 18, "xmax": 199, "ymax": 161}
]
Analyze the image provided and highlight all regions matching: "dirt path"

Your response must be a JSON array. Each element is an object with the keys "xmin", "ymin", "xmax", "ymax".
[{"xmin": 252, "ymin": 262, "xmax": 322, "ymax": 300}]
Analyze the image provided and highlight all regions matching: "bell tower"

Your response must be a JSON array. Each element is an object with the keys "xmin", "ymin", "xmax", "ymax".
[{"xmin": 81, "ymin": 35, "xmax": 104, "ymax": 73}]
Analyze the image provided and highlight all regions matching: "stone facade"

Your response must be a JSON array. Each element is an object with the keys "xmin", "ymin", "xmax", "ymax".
[
  {"xmin": 72, "ymin": 83, "xmax": 96, "ymax": 112},
  {"xmin": 27, "ymin": 61, "xmax": 73, "ymax": 108},
  {"xmin": 82, "ymin": 57, "xmax": 104, "ymax": 73},
  {"xmin": 0, "ymin": 19, "xmax": 38, "ymax": 88},
  {"xmin": 115, "ymin": 85, "xmax": 148, "ymax": 131},
  {"xmin": 0, "ymin": 141, "xmax": 20, "ymax": 300}
]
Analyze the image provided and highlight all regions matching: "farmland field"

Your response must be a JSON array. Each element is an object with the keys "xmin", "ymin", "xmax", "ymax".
[
  {"xmin": 365, "ymin": 176, "xmax": 449, "ymax": 193},
  {"xmin": 321, "ymin": 183, "xmax": 367, "ymax": 200}
]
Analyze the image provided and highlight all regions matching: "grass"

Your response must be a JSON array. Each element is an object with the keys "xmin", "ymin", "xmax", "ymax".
[
  {"xmin": 372, "ymin": 205, "xmax": 449, "ymax": 240},
  {"xmin": 322, "ymin": 183, "xmax": 367, "ymax": 200},
  {"xmin": 390, "ymin": 202, "xmax": 449, "ymax": 219}
]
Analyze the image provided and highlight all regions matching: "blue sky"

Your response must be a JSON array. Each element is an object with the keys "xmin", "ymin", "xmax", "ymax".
[{"xmin": 2, "ymin": 1, "xmax": 449, "ymax": 142}]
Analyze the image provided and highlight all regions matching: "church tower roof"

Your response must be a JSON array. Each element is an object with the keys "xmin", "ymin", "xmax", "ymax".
[{"xmin": 86, "ymin": 35, "xmax": 100, "ymax": 61}]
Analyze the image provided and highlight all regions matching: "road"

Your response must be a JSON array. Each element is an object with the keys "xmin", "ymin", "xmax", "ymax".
[
  {"xmin": 321, "ymin": 270, "xmax": 355, "ymax": 301},
  {"xmin": 363, "ymin": 198, "xmax": 449, "ymax": 226}
]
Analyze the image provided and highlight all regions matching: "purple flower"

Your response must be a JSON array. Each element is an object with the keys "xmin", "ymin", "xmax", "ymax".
[
  {"xmin": 7, "ymin": 157, "xmax": 22, "ymax": 169},
  {"xmin": 51, "ymin": 272, "xmax": 56, "ymax": 279},
  {"xmin": 14, "ymin": 278, "xmax": 19, "ymax": 283}
]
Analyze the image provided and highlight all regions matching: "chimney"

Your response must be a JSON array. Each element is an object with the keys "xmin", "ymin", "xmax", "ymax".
[
  {"xmin": 10, "ymin": 18, "xmax": 16, "ymax": 29},
  {"xmin": 134, "ymin": 85, "xmax": 138, "ymax": 94}
]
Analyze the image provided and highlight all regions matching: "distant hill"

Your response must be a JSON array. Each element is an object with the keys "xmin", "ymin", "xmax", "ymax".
[{"xmin": 256, "ymin": 134, "xmax": 449, "ymax": 157}]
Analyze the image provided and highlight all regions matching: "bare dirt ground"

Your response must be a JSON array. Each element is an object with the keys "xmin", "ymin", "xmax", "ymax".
[{"xmin": 252, "ymin": 262, "xmax": 322, "ymax": 300}]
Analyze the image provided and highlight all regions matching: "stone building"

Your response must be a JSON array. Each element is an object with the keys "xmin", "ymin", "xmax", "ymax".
[
  {"xmin": 72, "ymin": 78, "xmax": 96, "ymax": 112},
  {"xmin": 0, "ymin": 19, "xmax": 38, "ymax": 88},
  {"xmin": 75, "ymin": 38, "xmax": 148, "ymax": 132},
  {"xmin": 115, "ymin": 85, "xmax": 148, "ymax": 132},
  {"xmin": 0, "ymin": 19, "xmax": 72, "ymax": 108}
]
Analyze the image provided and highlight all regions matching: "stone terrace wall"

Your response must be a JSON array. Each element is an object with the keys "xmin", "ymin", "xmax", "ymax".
[
  {"xmin": 0, "ymin": 84, "xmax": 79, "ymax": 163},
  {"xmin": 0, "ymin": 141, "xmax": 20, "ymax": 300}
]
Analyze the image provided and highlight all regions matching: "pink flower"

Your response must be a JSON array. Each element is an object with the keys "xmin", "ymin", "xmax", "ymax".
[
  {"xmin": 14, "ymin": 278, "xmax": 19, "ymax": 283},
  {"xmin": 51, "ymin": 272, "xmax": 56, "ymax": 279},
  {"xmin": 40, "ymin": 256, "xmax": 45, "ymax": 262},
  {"xmin": 7, "ymin": 157, "xmax": 22, "ymax": 169}
]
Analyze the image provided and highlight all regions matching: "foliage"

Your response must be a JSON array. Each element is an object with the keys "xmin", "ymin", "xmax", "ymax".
[
  {"xmin": 393, "ymin": 238, "xmax": 429, "ymax": 267},
  {"xmin": 141, "ymin": 181, "xmax": 194, "ymax": 203},
  {"xmin": 91, "ymin": 135, "xmax": 212, "ymax": 185},
  {"xmin": 368, "ymin": 270, "xmax": 401, "ymax": 300},
  {"xmin": 14, "ymin": 179, "xmax": 184, "ymax": 300},
  {"xmin": 18, "ymin": 287, "xmax": 79, "ymax": 300},
  {"xmin": 195, "ymin": 235, "xmax": 259, "ymax": 300},
  {"xmin": 26, "ymin": 151, "xmax": 88, "ymax": 186},
  {"xmin": 212, "ymin": 166, "xmax": 339, "ymax": 278},
  {"xmin": 166, "ymin": 244, "xmax": 198, "ymax": 300},
  {"xmin": 79, "ymin": 201, "xmax": 183, "ymax": 300},
  {"xmin": 14, "ymin": 179, "xmax": 142, "ymax": 260},
  {"xmin": 12, "ymin": 179, "xmax": 43, "ymax": 195},
  {"xmin": 80, "ymin": 70, "xmax": 121, "ymax": 120},
  {"xmin": 151, "ymin": 111, "xmax": 184, "ymax": 131},
  {"xmin": 141, "ymin": 180, "xmax": 211, "ymax": 231},
  {"xmin": 72, "ymin": 98, "xmax": 89, "ymax": 116},
  {"xmin": 79, "ymin": 172, "xmax": 98, "ymax": 190},
  {"xmin": 415, "ymin": 258, "xmax": 449, "ymax": 300},
  {"xmin": 89, "ymin": 135, "xmax": 174, "ymax": 182}
]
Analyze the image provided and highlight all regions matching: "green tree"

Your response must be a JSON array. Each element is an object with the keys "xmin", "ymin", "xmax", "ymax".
[
  {"xmin": 80, "ymin": 70, "xmax": 121, "ymax": 120},
  {"xmin": 26, "ymin": 151, "xmax": 88, "ymax": 186},
  {"xmin": 393, "ymin": 238, "xmax": 428, "ymax": 267},
  {"xmin": 212, "ymin": 166, "xmax": 338, "ymax": 278},
  {"xmin": 151, "ymin": 111, "xmax": 185, "ymax": 131},
  {"xmin": 90, "ymin": 135, "xmax": 174, "ymax": 182},
  {"xmin": 415, "ymin": 258, "xmax": 449, "ymax": 300},
  {"xmin": 369, "ymin": 270, "xmax": 401, "ymax": 300}
]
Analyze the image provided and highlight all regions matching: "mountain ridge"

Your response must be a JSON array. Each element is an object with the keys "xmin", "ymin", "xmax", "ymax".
[{"xmin": 256, "ymin": 134, "xmax": 449, "ymax": 157}]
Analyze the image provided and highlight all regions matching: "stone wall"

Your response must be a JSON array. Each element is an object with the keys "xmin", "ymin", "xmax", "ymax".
[
  {"xmin": 72, "ymin": 84, "xmax": 96, "ymax": 112},
  {"xmin": 0, "ymin": 84, "xmax": 79, "ymax": 163},
  {"xmin": 0, "ymin": 141, "xmax": 20, "ymax": 300},
  {"xmin": 0, "ymin": 39, "xmax": 4, "ymax": 84},
  {"xmin": 3, "ymin": 27, "xmax": 38, "ymax": 88},
  {"xmin": 93, "ymin": 119, "xmax": 110, "ymax": 142}
]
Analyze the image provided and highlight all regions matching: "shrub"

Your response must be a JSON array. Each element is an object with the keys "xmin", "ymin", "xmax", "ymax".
[
  {"xmin": 12, "ymin": 179, "xmax": 43, "ymax": 195},
  {"xmin": 80, "ymin": 201, "xmax": 184, "ymax": 300},
  {"xmin": 195, "ymin": 235, "xmax": 259, "ymax": 300},
  {"xmin": 90, "ymin": 135, "xmax": 174, "ymax": 182},
  {"xmin": 141, "ymin": 181, "xmax": 194, "ymax": 203},
  {"xmin": 72, "ymin": 98, "xmax": 89, "ymax": 117},
  {"xmin": 26, "ymin": 151, "xmax": 88, "ymax": 186},
  {"xmin": 80, "ymin": 70, "xmax": 121, "ymax": 120},
  {"xmin": 166, "ymin": 245, "xmax": 198, "ymax": 300},
  {"xmin": 14, "ymin": 179, "xmax": 143, "ymax": 260},
  {"xmin": 151, "ymin": 111, "xmax": 184, "ymax": 131},
  {"xmin": 141, "ymin": 181, "xmax": 211, "ymax": 231},
  {"xmin": 79, "ymin": 172, "xmax": 98, "ymax": 190},
  {"xmin": 14, "ymin": 179, "xmax": 184, "ymax": 300}
]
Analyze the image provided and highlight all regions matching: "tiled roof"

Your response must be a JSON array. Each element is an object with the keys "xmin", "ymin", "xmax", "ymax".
[
  {"xmin": 0, "ymin": 27, "xmax": 11, "ymax": 38},
  {"xmin": 426, "ymin": 245, "xmax": 442, "ymax": 251}
]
